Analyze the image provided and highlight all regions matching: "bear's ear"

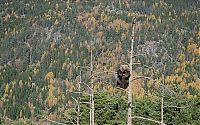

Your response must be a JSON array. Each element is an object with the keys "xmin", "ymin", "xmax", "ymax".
[
  {"xmin": 125, "ymin": 71, "xmax": 130, "ymax": 78},
  {"xmin": 123, "ymin": 65, "xmax": 130, "ymax": 72},
  {"xmin": 117, "ymin": 69, "xmax": 122, "ymax": 76}
]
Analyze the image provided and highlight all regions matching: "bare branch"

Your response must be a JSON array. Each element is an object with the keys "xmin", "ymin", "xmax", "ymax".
[
  {"xmin": 76, "ymin": 65, "xmax": 91, "ymax": 69},
  {"xmin": 122, "ymin": 60, "xmax": 130, "ymax": 65},
  {"xmin": 80, "ymin": 102, "xmax": 91, "ymax": 104},
  {"xmin": 132, "ymin": 54, "xmax": 145, "ymax": 58},
  {"xmin": 132, "ymin": 116, "xmax": 164, "ymax": 124},
  {"xmin": 72, "ymin": 91, "xmax": 82, "ymax": 94},
  {"xmin": 132, "ymin": 62, "xmax": 142, "ymax": 65},
  {"xmin": 36, "ymin": 114, "xmax": 68, "ymax": 125},
  {"xmin": 121, "ymin": 61, "xmax": 153, "ymax": 69},
  {"xmin": 71, "ymin": 96, "xmax": 78, "ymax": 104},
  {"xmin": 142, "ymin": 65, "xmax": 153, "ymax": 69},
  {"xmin": 164, "ymin": 105, "xmax": 188, "ymax": 109},
  {"xmin": 80, "ymin": 82, "xmax": 92, "ymax": 91},
  {"xmin": 92, "ymin": 70, "xmax": 116, "ymax": 76},
  {"xmin": 132, "ymin": 76, "xmax": 154, "ymax": 81}
]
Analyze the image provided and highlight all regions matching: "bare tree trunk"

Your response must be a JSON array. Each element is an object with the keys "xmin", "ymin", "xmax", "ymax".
[
  {"xmin": 91, "ymin": 84, "xmax": 94, "ymax": 125},
  {"xmin": 90, "ymin": 40, "xmax": 95, "ymax": 125},
  {"xmin": 30, "ymin": 46, "xmax": 32, "ymax": 65},
  {"xmin": 77, "ymin": 71, "xmax": 81, "ymax": 125},
  {"xmin": 161, "ymin": 74, "xmax": 164, "ymax": 124},
  {"xmin": 127, "ymin": 18, "xmax": 135, "ymax": 125},
  {"xmin": 90, "ymin": 93, "xmax": 92, "ymax": 125},
  {"xmin": 161, "ymin": 95, "xmax": 164, "ymax": 124}
]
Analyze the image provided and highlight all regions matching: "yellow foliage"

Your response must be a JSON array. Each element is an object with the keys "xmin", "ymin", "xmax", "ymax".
[
  {"xmin": 41, "ymin": 51, "xmax": 48, "ymax": 61},
  {"xmin": 178, "ymin": 53, "xmax": 185, "ymax": 61},
  {"xmin": 3, "ymin": 14, "xmax": 11, "ymax": 22},
  {"xmin": 50, "ymin": 42, "xmax": 56, "ymax": 49},
  {"xmin": 176, "ymin": 76, "xmax": 182, "ymax": 83},
  {"xmin": 82, "ymin": 15, "xmax": 97, "ymax": 32},
  {"xmin": 100, "ymin": 12, "xmax": 107, "ymax": 22},
  {"xmin": 67, "ymin": 66, "xmax": 73, "ymax": 79},
  {"xmin": 94, "ymin": 84, "xmax": 100, "ymax": 91},
  {"xmin": 165, "ymin": 75, "xmax": 176, "ymax": 84},
  {"xmin": 14, "ymin": 12, "xmax": 19, "ymax": 18},
  {"xmin": 169, "ymin": 11, "xmax": 171, "ymax": 16},
  {"xmin": 54, "ymin": 19, "xmax": 59, "ymax": 25},
  {"xmin": 96, "ymin": 31, "xmax": 103, "ymax": 39},
  {"xmin": 49, "ymin": 78, "xmax": 55, "ymax": 85},
  {"xmin": 65, "ymin": 48, "xmax": 69, "ymax": 55},
  {"xmin": 12, "ymin": 81, "xmax": 16, "ymax": 89},
  {"xmin": 109, "ymin": 19, "xmax": 130, "ymax": 31},
  {"xmin": 187, "ymin": 42, "xmax": 197, "ymax": 53},
  {"xmin": 149, "ymin": 14, "xmax": 156, "ymax": 20},
  {"xmin": 76, "ymin": 15, "xmax": 83, "ymax": 22},
  {"xmin": 19, "ymin": 80, "xmax": 23, "ymax": 88},
  {"xmin": 45, "ymin": 72, "xmax": 55, "ymax": 81},
  {"xmin": 47, "ymin": 82, "xmax": 57, "ymax": 107},
  {"xmin": 190, "ymin": 78, "xmax": 200, "ymax": 89},
  {"xmin": 65, "ymin": 79, "xmax": 75, "ymax": 92},
  {"xmin": 132, "ymin": 81, "xmax": 145, "ymax": 98},
  {"xmin": 62, "ymin": 62, "xmax": 67, "ymax": 70},
  {"xmin": 198, "ymin": 31, "xmax": 200, "ymax": 38},
  {"xmin": 180, "ymin": 81, "xmax": 187, "ymax": 89},
  {"xmin": 5, "ymin": 83, "xmax": 9, "ymax": 94},
  {"xmin": 47, "ymin": 97, "xmax": 54, "ymax": 107},
  {"xmin": 155, "ymin": 2, "xmax": 158, "ymax": 7},
  {"xmin": 115, "ymin": 42, "xmax": 122, "ymax": 52},
  {"xmin": 190, "ymin": 58, "xmax": 196, "ymax": 66},
  {"xmin": 107, "ymin": 85, "xmax": 114, "ymax": 95},
  {"xmin": 195, "ymin": 47, "xmax": 200, "ymax": 55},
  {"xmin": 75, "ymin": 61, "xmax": 80, "ymax": 68},
  {"xmin": 187, "ymin": 38, "xmax": 199, "ymax": 55},
  {"xmin": 33, "ymin": 68, "xmax": 39, "ymax": 75},
  {"xmin": 186, "ymin": 92, "xmax": 194, "ymax": 99}
]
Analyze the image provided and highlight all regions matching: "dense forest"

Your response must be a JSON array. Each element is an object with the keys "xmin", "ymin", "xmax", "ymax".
[{"xmin": 0, "ymin": 0, "xmax": 200, "ymax": 125}]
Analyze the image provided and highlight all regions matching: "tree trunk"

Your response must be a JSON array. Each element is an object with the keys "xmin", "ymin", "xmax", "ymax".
[{"xmin": 127, "ymin": 18, "xmax": 135, "ymax": 125}]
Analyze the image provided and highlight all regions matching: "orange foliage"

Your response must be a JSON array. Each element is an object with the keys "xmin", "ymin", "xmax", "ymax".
[
  {"xmin": 187, "ymin": 38, "xmax": 199, "ymax": 55},
  {"xmin": 47, "ymin": 78, "xmax": 57, "ymax": 107},
  {"xmin": 198, "ymin": 31, "xmax": 200, "ymax": 38},
  {"xmin": 189, "ymin": 79, "xmax": 200, "ymax": 89},
  {"xmin": 45, "ymin": 72, "xmax": 55, "ymax": 81},
  {"xmin": 108, "ymin": 19, "xmax": 130, "ymax": 31},
  {"xmin": 96, "ymin": 31, "xmax": 103, "ymax": 39},
  {"xmin": 132, "ymin": 80, "xmax": 145, "ymax": 98},
  {"xmin": 76, "ymin": 11, "xmax": 98, "ymax": 32},
  {"xmin": 197, "ymin": 48, "xmax": 200, "ymax": 55}
]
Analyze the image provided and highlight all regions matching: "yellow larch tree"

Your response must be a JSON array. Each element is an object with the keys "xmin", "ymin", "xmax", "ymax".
[{"xmin": 45, "ymin": 72, "xmax": 57, "ymax": 107}]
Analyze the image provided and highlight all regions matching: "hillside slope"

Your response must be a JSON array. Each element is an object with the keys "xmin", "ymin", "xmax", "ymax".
[{"xmin": 0, "ymin": 0, "xmax": 200, "ymax": 123}]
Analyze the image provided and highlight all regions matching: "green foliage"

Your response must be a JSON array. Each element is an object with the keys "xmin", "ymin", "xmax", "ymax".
[
  {"xmin": 134, "ymin": 97, "xmax": 160, "ymax": 125},
  {"xmin": 63, "ymin": 92, "xmax": 127, "ymax": 125},
  {"xmin": 94, "ymin": 92, "xmax": 127, "ymax": 125},
  {"xmin": 0, "ymin": 0, "xmax": 199, "ymax": 124}
]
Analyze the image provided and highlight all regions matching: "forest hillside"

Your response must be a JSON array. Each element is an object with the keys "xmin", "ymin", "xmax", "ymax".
[{"xmin": 0, "ymin": 0, "xmax": 200, "ymax": 125}]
